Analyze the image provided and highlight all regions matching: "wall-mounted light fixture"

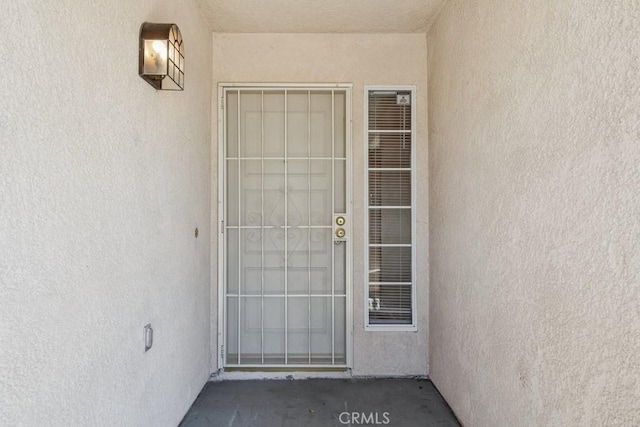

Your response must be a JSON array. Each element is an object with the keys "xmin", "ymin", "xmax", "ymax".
[{"xmin": 139, "ymin": 22, "xmax": 184, "ymax": 90}]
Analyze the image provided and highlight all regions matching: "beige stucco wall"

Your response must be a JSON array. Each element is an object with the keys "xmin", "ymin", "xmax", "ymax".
[
  {"xmin": 211, "ymin": 33, "xmax": 429, "ymax": 376},
  {"xmin": 428, "ymin": 0, "xmax": 640, "ymax": 425},
  {"xmin": 0, "ymin": 1, "xmax": 212, "ymax": 425}
]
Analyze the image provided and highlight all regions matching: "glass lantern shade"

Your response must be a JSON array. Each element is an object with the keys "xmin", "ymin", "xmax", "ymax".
[{"xmin": 139, "ymin": 23, "xmax": 184, "ymax": 90}]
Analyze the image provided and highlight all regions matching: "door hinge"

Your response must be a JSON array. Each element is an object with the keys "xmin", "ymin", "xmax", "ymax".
[
  {"xmin": 221, "ymin": 96, "xmax": 224, "ymax": 110},
  {"xmin": 220, "ymin": 344, "xmax": 224, "ymax": 359},
  {"xmin": 220, "ymin": 220, "xmax": 224, "ymax": 234}
]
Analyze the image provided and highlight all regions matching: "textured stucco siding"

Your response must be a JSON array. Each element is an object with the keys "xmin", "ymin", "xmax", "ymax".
[
  {"xmin": 211, "ymin": 33, "xmax": 429, "ymax": 376},
  {"xmin": 0, "ymin": 1, "xmax": 212, "ymax": 425},
  {"xmin": 195, "ymin": 0, "xmax": 445, "ymax": 33},
  {"xmin": 428, "ymin": 0, "xmax": 640, "ymax": 425}
]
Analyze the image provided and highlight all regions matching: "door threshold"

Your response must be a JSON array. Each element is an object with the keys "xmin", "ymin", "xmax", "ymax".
[
  {"xmin": 212, "ymin": 368, "xmax": 352, "ymax": 381},
  {"xmin": 225, "ymin": 366, "xmax": 348, "ymax": 372}
]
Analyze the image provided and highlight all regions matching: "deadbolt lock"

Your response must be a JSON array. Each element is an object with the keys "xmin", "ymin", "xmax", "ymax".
[
  {"xmin": 335, "ymin": 228, "xmax": 346, "ymax": 238},
  {"xmin": 335, "ymin": 216, "xmax": 346, "ymax": 226}
]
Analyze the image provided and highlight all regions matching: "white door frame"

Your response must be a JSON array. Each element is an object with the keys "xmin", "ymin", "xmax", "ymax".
[{"xmin": 216, "ymin": 83, "xmax": 353, "ymax": 369}]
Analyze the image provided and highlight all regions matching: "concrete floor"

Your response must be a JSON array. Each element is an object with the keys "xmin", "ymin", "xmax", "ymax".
[{"xmin": 180, "ymin": 378, "xmax": 460, "ymax": 427}]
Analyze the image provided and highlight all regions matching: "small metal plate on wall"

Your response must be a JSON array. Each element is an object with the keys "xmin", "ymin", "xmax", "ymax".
[{"xmin": 144, "ymin": 324, "xmax": 153, "ymax": 352}]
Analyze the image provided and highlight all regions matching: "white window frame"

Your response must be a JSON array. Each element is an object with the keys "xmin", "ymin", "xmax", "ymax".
[{"xmin": 364, "ymin": 85, "xmax": 417, "ymax": 331}]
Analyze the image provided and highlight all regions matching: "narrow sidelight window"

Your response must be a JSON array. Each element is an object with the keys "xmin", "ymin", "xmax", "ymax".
[{"xmin": 365, "ymin": 86, "xmax": 416, "ymax": 330}]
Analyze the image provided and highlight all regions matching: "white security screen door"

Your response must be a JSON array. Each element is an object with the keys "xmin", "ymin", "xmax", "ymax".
[{"xmin": 220, "ymin": 85, "xmax": 351, "ymax": 367}]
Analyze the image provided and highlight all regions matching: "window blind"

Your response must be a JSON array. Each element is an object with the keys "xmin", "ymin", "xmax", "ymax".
[{"xmin": 366, "ymin": 89, "xmax": 415, "ymax": 327}]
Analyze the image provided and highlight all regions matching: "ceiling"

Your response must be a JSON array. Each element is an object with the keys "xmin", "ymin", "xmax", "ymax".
[{"xmin": 194, "ymin": 0, "xmax": 447, "ymax": 33}]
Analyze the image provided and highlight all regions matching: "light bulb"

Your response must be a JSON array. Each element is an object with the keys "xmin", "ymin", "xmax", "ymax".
[{"xmin": 152, "ymin": 40, "xmax": 167, "ymax": 59}]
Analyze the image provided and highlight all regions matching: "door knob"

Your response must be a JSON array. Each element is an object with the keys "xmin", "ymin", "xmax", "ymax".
[{"xmin": 336, "ymin": 228, "xmax": 346, "ymax": 238}]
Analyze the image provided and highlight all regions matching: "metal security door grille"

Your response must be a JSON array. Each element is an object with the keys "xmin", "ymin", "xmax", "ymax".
[{"xmin": 222, "ymin": 86, "xmax": 350, "ymax": 367}]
